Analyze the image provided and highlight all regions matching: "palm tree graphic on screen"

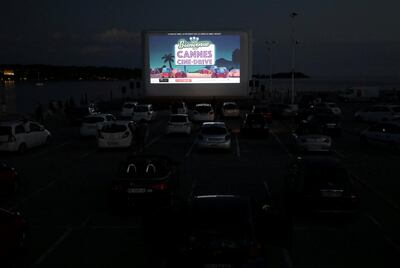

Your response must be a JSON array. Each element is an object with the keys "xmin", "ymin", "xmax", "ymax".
[{"xmin": 162, "ymin": 53, "xmax": 175, "ymax": 68}]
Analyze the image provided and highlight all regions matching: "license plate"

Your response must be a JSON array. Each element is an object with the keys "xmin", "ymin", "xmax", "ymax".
[{"xmin": 127, "ymin": 188, "xmax": 148, "ymax": 193}]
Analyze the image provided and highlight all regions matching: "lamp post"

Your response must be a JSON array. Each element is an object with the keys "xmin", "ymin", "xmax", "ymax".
[
  {"xmin": 266, "ymin": 41, "xmax": 277, "ymax": 95},
  {"xmin": 290, "ymin": 12, "xmax": 299, "ymax": 104}
]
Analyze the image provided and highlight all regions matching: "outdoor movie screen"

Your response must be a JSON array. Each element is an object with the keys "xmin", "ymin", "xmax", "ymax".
[{"xmin": 149, "ymin": 32, "xmax": 240, "ymax": 84}]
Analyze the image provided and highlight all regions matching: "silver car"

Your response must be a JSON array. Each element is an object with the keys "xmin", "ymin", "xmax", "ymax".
[
  {"xmin": 197, "ymin": 122, "xmax": 231, "ymax": 150},
  {"xmin": 293, "ymin": 122, "xmax": 332, "ymax": 152}
]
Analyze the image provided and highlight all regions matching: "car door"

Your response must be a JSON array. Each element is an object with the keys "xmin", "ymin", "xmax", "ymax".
[{"xmin": 29, "ymin": 122, "xmax": 44, "ymax": 147}]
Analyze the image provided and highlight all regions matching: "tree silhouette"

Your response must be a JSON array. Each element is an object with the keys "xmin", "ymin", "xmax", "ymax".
[{"xmin": 162, "ymin": 53, "xmax": 175, "ymax": 69}]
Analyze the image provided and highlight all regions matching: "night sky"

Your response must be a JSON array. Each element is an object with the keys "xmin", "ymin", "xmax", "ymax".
[{"xmin": 1, "ymin": 0, "xmax": 400, "ymax": 78}]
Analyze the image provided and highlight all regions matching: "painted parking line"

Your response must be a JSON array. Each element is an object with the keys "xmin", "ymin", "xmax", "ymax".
[
  {"xmin": 235, "ymin": 135, "xmax": 241, "ymax": 158},
  {"xmin": 185, "ymin": 139, "xmax": 197, "ymax": 158},
  {"xmin": 20, "ymin": 178, "xmax": 58, "ymax": 204},
  {"xmin": 146, "ymin": 135, "xmax": 163, "ymax": 148},
  {"xmin": 332, "ymin": 149, "xmax": 347, "ymax": 159},
  {"xmin": 270, "ymin": 130, "xmax": 294, "ymax": 159},
  {"xmin": 30, "ymin": 227, "xmax": 73, "ymax": 268},
  {"xmin": 365, "ymin": 212, "xmax": 400, "ymax": 253}
]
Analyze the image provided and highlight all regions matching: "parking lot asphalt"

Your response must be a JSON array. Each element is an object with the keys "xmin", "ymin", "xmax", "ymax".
[{"xmin": 1, "ymin": 104, "xmax": 400, "ymax": 268}]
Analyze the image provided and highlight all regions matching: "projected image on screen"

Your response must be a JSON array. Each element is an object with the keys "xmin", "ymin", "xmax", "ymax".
[{"xmin": 149, "ymin": 33, "xmax": 240, "ymax": 84}]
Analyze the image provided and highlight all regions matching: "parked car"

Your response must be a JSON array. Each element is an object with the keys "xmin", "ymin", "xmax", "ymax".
[
  {"xmin": 80, "ymin": 114, "xmax": 116, "ymax": 137},
  {"xmin": 313, "ymin": 102, "xmax": 342, "ymax": 116},
  {"xmin": 197, "ymin": 122, "xmax": 231, "ymax": 150},
  {"xmin": 132, "ymin": 104, "xmax": 157, "ymax": 122},
  {"xmin": 287, "ymin": 156, "xmax": 360, "ymax": 214},
  {"xmin": 0, "ymin": 208, "xmax": 28, "ymax": 258},
  {"xmin": 199, "ymin": 68, "xmax": 212, "ymax": 74},
  {"xmin": 360, "ymin": 121, "xmax": 400, "ymax": 149},
  {"xmin": 166, "ymin": 114, "xmax": 192, "ymax": 135},
  {"xmin": 251, "ymin": 105, "xmax": 273, "ymax": 123},
  {"xmin": 173, "ymin": 195, "xmax": 266, "ymax": 268},
  {"xmin": 174, "ymin": 70, "xmax": 187, "ymax": 78},
  {"xmin": 121, "ymin": 101, "xmax": 138, "ymax": 117},
  {"xmin": 170, "ymin": 102, "xmax": 188, "ymax": 114},
  {"xmin": 192, "ymin": 104, "xmax": 215, "ymax": 122},
  {"xmin": 110, "ymin": 155, "xmax": 178, "ymax": 208},
  {"xmin": 0, "ymin": 163, "xmax": 20, "ymax": 195},
  {"xmin": 221, "ymin": 102, "xmax": 240, "ymax": 118},
  {"xmin": 241, "ymin": 113, "xmax": 269, "ymax": 138},
  {"xmin": 211, "ymin": 67, "xmax": 229, "ymax": 78},
  {"xmin": 97, "ymin": 121, "xmax": 135, "ymax": 149},
  {"xmin": 293, "ymin": 122, "xmax": 332, "ymax": 152},
  {"xmin": 0, "ymin": 121, "xmax": 51, "ymax": 153},
  {"xmin": 307, "ymin": 114, "xmax": 342, "ymax": 137},
  {"xmin": 354, "ymin": 105, "xmax": 400, "ymax": 123}
]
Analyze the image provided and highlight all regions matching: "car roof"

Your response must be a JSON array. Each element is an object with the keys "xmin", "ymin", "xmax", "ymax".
[
  {"xmin": 170, "ymin": 114, "xmax": 188, "ymax": 117},
  {"xmin": 201, "ymin": 122, "xmax": 226, "ymax": 127},
  {"xmin": 195, "ymin": 103, "xmax": 211, "ymax": 107},
  {"xmin": 223, "ymin": 102, "xmax": 237, "ymax": 105}
]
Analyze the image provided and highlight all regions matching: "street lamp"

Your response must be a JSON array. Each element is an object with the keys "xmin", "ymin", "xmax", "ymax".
[
  {"xmin": 290, "ymin": 12, "xmax": 299, "ymax": 104},
  {"xmin": 266, "ymin": 41, "xmax": 278, "ymax": 95}
]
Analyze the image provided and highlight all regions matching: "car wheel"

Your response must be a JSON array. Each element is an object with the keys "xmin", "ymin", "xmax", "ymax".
[{"xmin": 18, "ymin": 143, "xmax": 27, "ymax": 154}]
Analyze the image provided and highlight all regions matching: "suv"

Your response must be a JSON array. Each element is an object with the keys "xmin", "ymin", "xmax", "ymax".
[{"xmin": 0, "ymin": 121, "xmax": 51, "ymax": 153}]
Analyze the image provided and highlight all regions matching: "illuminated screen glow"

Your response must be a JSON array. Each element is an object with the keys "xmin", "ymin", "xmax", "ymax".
[{"xmin": 149, "ymin": 33, "xmax": 240, "ymax": 84}]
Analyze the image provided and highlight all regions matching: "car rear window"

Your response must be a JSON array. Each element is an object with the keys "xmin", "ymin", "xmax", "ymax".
[
  {"xmin": 195, "ymin": 106, "xmax": 212, "ymax": 113},
  {"xmin": 134, "ymin": 106, "xmax": 149, "ymax": 112},
  {"xmin": 123, "ymin": 103, "xmax": 135, "ymax": 109},
  {"xmin": 83, "ymin": 117, "xmax": 104, "ymax": 123},
  {"xmin": 101, "ymin": 124, "xmax": 127, "ymax": 133},
  {"xmin": 0, "ymin": 126, "xmax": 12, "ymax": 135},
  {"xmin": 201, "ymin": 126, "xmax": 227, "ymax": 135},
  {"xmin": 170, "ymin": 115, "xmax": 188, "ymax": 123},
  {"xmin": 224, "ymin": 104, "xmax": 237, "ymax": 110},
  {"xmin": 119, "ymin": 158, "xmax": 170, "ymax": 179}
]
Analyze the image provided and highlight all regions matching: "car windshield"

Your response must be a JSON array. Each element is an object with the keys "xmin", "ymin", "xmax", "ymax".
[
  {"xmin": 201, "ymin": 126, "xmax": 227, "ymax": 135},
  {"xmin": 224, "ymin": 104, "xmax": 237, "ymax": 110},
  {"xmin": 134, "ymin": 106, "xmax": 149, "ymax": 112},
  {"xmin": 0, "ymin": 126, "xmax": 12, "ymax": 135},
  {"xmin": 304, "ymin": 167, "xmax": 349, "ymax": 189},
  {"xmin": 101, "ymin": 124, "xmax": 127, "ymax": 133},
  {"xmin": 83, "ymin": 117, "xmax": 104, "ymax": 123},
  {"xmin": 123, "ymin": 103, "xmax": 135, "ymax": 109},
  {"xmin": 170, "ymin": 115, "xmax": 187, "ymax": 123},
  {"xmin": 119, "ymin": 158, "xmax": 170, "ymax": 179},
  {"xmin": 195, "ymin": 105, "xmax": 211, "ymax": 113}
]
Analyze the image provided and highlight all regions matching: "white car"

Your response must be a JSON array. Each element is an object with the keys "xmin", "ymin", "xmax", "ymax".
[
  {"xmin": 221, "ymin": 102, "xmax": 240, "ymax": 117},
  {"xmin": 293, "ymin": 122, "xmax": 332, "ymax": 152},
  {"xmin": 355, "ymin": 105, "xmax": 400, "ymax": 123},
  {"xmin": 97, "ymin": 121, "xmax": 135, "ymax": 149},
  {"xmin": 80, "ymin": 114, "xmax": 116, "ymax": 137},
  {"xmin": 197, "ymin": 122, "xmax": 231, "ymax": 150},
  {"xmin": 192, "ymin": 104, "xmax": 215, "ymax": 122},
  {"xmin": 360, "ymin": 122, "xmax": 400, "ymax": 149},
  {"xmin": 133, "ymin": 104, "xmax": 157, "ymax": 122},
  {"xmin": 121, "ymin": 101, "xmax": 138, "ymax": 117},
  {"xmin": 166, "ymin": 114, "xmax": 192, "ymax": 135},
  {"xmin": 0, "ymin": 121, "xmax": 51, "ymax": 153},
  {"xmin": 314, "ymin": 102, "xmax": 342, "ymax": 116}
]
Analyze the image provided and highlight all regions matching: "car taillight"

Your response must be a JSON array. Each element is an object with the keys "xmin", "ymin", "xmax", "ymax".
[
  {"xmin": 112, "ymin": 184, "xmax": 125, "ymax": 193},
  {"xmin": 149, "ymin": 182, "xmax": 167, "ymax": 191},
  {"xmin": 225, "ymin": 134, "xmax": 231, "ymax": 141},
  {"xmin": 122, "ymin": 131, "xmax": 129, "ymax": 138},
  {"xmin": 8, "ymin": 135, "xmax": 16, "ymax": 142}
]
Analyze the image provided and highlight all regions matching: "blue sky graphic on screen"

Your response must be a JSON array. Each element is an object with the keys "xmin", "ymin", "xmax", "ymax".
[{"xmin": 149, "ymin": 33, "xmax": 240, "ymax": 84}]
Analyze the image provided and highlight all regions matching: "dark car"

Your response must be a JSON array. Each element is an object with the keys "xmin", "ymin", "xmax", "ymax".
[
  {"xmin": 110, "ymin": 155, "xmax": 179, "ymax": 209},
  {"xmin": 0, "ymin": 163, "xmax": 20, "ymax": 195},
  {"xmin": 307, "ymin": 114, "xmax": 342, "ymax": 137},
  {"xmin": 251, "ymin": 105, "xmax": 273, "ymax": 123},
  {"xmin": 0, "ymin": 208, "xmax": 28, "ymax": 259},
  {"xmin": 173, "ymin": 195, "xmax": 266, "ymax": 268},
  {"xmin": 287, "ymin": 156, "xmax": 360, "ymax": 214},
  {"xmin": 241, "ymin": 113, "xmax": 269, "ymax": 138}
]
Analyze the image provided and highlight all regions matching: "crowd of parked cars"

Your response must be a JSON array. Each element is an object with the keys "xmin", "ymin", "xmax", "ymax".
[{"xmin": 2, "ymin": 96, "xmax": 400, "ymax": 266}]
